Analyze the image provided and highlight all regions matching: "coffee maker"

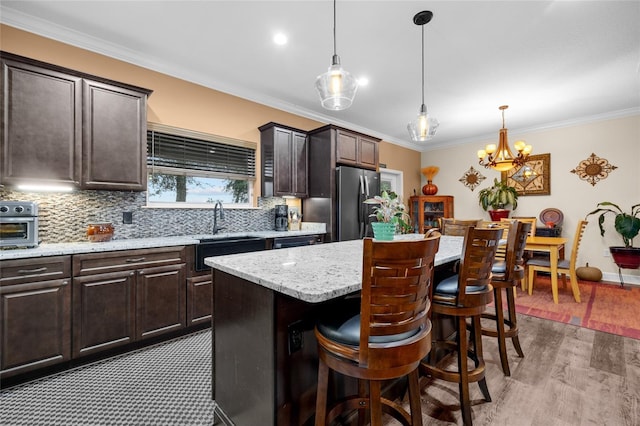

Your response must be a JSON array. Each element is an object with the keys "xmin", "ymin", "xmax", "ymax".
[{"xmin": 275, "ymin": 205, "xmax": 288, "ymax": 231}]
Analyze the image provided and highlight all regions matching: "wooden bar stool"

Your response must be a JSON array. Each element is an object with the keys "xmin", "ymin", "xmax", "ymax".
[
  {"xmin": 419, "ymin": 226, "xmax": 503, "ymax": 426},
  {"xmin": 481, "ymin": 220, "xmax": 531, "ymax": 376},
  {"xmin": 314, "ymin": 234, "xmax": 441, "ymax": 426}
]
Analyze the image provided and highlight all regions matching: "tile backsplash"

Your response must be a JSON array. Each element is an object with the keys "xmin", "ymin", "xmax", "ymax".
[{"xmin": 1, "ymin": 189, "xmax": 286, "ymax": 243}]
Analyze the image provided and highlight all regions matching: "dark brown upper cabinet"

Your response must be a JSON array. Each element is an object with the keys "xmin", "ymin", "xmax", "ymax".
[
  {"xmin": 259, "ymin": 122, "xmax": 308, "ymax": 198},
  {"xmin": 1, "ymin": 52, "xmax": 151, "ymax": 191}
]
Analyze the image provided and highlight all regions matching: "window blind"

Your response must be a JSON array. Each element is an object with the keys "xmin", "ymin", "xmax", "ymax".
[{"xmin": 146, "ymin": 126, "xmax": 256, "ymax": 179}]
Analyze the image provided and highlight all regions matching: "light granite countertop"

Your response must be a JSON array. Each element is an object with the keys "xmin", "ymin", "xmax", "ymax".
[
  {"xmin": 0, "ymin": 225, "xmax": 326, "ymax": 260},
  {"xmin": 205, "ymin": 235, "xmax": 464, "ymax": 303}
]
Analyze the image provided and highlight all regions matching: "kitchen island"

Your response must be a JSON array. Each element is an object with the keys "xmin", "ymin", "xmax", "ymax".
[{"xmin": 205, "ymin": 235, "xmax": 464, "ymax": 425}]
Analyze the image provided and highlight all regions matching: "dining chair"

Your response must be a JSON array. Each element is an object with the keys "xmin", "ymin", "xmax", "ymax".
[
  {"xmin": 481, "ymin": 220, "xmax": 531, "ymax": 376},
  {"xmin": 314, "ymin": 233, "xmax": 441, "ymax": 426},
  {"xmin": 440, "ymin": 218, "xmax": 482, "ymax": 236},
  {"xmin": 507, "ymin": 216, "xmax": 537, "ymax": 237},
  {"xmin": 527, "ymin": 220, "xmax": 588, "ymax": 303},
  {"xmin": 419, "ymin": 226, "xmax": 503, "ymax": 426}
]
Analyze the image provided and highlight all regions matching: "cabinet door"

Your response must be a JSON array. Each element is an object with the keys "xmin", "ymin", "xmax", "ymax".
[
  {"xmin": 82, "ymin": 80, "xmax": 147, "ymax": 191},
  {"xmin": 136, "ymin": 263, "xmax": 186, "ymax": 340},
  {"xmin": 358, "ymin": 136, "xmax": 379, "ymax": 169},
  {"xmin": 1, "ymin": 58, "xmax": 82, "ymax": 186},
  {"xmin": 292, "ymin": 131, "xmax": 308, "ymax": 197},
  {"xmin": 187, "ymin": 274, "xmax": 213, "ymax": 326},
  {"xmin": 273, "ymin": 127, "xmax": 294, "ymax": 195},
  {"xmin": 335, "ymin": 130, "xmax": 358, "ymax": 166},
  {"xmin": 0, "ymin": 278, "xmax": 71, "ymax": 378},
  {"xmin": 72, "ymin": 270, "xmax": 136, "ymax": 357}
]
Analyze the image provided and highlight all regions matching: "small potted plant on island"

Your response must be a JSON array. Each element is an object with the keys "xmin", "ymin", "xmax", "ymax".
[
  {"xmin": 478, "ymin": 178, "xmax": 519, "ymax": 221},
  {"xmin": 364, "ymin": 191, "xmax": 412, "ymax": 240},
  {"xmin": 586, "ymin": 202, "xmax": 640, "ymax": 270}
]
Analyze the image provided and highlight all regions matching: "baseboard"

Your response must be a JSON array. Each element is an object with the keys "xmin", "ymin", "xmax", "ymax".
[{"xmin": 601, "ymin": 271, "xmax": 640, "ymax": 286}]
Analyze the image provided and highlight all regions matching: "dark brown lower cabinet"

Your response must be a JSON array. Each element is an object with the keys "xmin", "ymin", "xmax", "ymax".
[
  {"xmin": 136, "ymin": 263, "xmax": 186, "ymax": 339},
  {"xmin": 0, "ymin": 256, "xmax": 72, "ymax": 379},
  {"xmin": 72, "ymin": 247, "xmax": 187, "ymax": 358},
  {"xmin": 72, "ymin": 270, "xmax": 136, "ymax": 357},
  {"xmin": 187, "ymin": 274, "xmax": 213, "ymax": 326},
  {"xmin": 1, "ymin": 247, "xmax": 192, "ymax": 380}
]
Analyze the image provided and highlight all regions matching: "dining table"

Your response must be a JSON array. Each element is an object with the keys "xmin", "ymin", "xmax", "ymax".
[{"xmin": 524, "ymin": 235, "xmax": 576, "ymax": 304}]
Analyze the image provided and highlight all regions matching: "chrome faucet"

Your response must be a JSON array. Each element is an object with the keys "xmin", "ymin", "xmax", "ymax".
[{"xmin": 212, "ymin": 200, "xmax": 225, "ymax": 234}]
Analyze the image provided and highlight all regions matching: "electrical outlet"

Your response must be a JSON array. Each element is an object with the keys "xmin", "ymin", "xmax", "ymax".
[
  {"xmin": 603, "ymin": 248, "xmax": 610, "ymax": 257},
  {"xmin": 287, "ymin": 321, "xmax": 304, "ymax": 354},
  {"xmin": 123, "ymin": 211, "xmax": 133, "ymax": 224}
]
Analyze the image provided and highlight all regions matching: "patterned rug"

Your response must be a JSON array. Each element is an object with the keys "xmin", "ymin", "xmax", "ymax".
[
  {"xmin": 0, "ymin": 330, "xmax": 215, "ymax": 425},
  {"xmin": 509, "ymin": 277, "xmax": 640, "ymax": 340}
]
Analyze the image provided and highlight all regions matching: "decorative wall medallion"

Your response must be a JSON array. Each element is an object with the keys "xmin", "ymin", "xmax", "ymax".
[
  {"xmin": 570, "ymin": 153, "xmax": 617, "ymax": 186},
  {"xmin": 459, "ymin": 166, "xmax": 486, "ymax": 191},
  {"xmin": 501, "ymin": 153, "xmax": 550, "ymax": 195}
]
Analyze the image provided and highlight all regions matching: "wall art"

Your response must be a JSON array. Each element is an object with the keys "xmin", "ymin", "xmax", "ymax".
[
  {"xmin": 459, "ymin": 166, "xmax": 486, "ymax": 191},
  {"xmin": 501, "ymin": 153, "xmax": 550, "ymax": 196},
  {"xmin": 570, "ymin": 152, "xmax": 617, "ymax": 186}
]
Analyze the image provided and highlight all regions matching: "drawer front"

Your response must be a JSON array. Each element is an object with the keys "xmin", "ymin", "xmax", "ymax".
[
  {"xmin": 73, "ymin": 246, "xmax": 186, "ymax": 276},
  {"xmin": 0, "ymin": 256, "xmax": 71, "ymax": 285}
]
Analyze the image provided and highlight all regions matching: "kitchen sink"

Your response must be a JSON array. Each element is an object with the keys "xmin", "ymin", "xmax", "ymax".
[{"xmin": 195, "ymin": 236, "xmax": 266, "ymax": 272}]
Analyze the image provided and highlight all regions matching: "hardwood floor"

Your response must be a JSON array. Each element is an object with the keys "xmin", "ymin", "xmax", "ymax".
[{"xmin": 398, "ymin": 314, "xmax": 640, "ymax": 425}]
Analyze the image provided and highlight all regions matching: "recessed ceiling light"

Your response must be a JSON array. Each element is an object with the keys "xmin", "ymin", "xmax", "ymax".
[
  {"xmin": 273, "ymin": 33, "xmax": 287, "ymax": 46},
  {"xmin": 357, "ymin": 77, "xmax": 369, "ymax": 87}
]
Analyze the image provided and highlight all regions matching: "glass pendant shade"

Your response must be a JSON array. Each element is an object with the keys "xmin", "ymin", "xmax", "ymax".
[
  {"xmin": 315, "ymin": 55, "xmax": 358, "ymax": 111},
  {"xmin": 408, "ymin": 104, "xmax": 439, "ymax": 141},
  {"xmin": 408, "ymin": 11, "xmax": 437, "ymax": 142}
]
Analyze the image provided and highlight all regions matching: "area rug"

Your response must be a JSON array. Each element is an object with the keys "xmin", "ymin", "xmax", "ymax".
[{"xmin": 506, "ymin": 277, "xmax": 640, "ymax": 340}]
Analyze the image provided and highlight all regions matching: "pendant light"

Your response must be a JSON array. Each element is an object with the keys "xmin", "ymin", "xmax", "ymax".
[
  {"xmin": 315, "ymin": 0, "xmax": 358, "ymax": 110},
  {"xmin": 407, "ymin": 10, "xmax": 439, "ymax": 142},
  {"xmin": 477, "ymin": 105, "xmax": 533, "ymax": 172}
]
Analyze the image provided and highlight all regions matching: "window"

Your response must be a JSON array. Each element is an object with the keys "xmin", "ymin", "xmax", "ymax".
[{"xmin": 146, "ymin": 123, "xmax": 256, "ymax": 207}]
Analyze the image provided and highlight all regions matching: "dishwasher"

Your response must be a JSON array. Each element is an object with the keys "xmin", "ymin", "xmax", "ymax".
[{"xmin": 272, "ymin": 235, "xmax": 322, "ymax": 249}]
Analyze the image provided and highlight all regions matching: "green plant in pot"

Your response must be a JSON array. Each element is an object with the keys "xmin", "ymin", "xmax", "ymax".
[
  {"xmin": 364, "ymin": 191, "xmax": 412, "ymax": 240},
  {"xmin": 478, "ymin": 178, "xmax": 519, "ymax": 221},
  {"xmin": 586, "ymin": 202, "xmax": 640, "ymax": 270}
]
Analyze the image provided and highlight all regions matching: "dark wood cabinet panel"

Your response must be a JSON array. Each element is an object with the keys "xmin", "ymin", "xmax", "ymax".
[
  {"xmin": 187, "ymin": 274, "xmax": 213, "ymax": 326},
  {"xmin": 335, "ymin": 130, "xmax": 358, "ymax": 165},
  {"xmin": 82, "ymin": 80, "xmax": 148, "ymax": 190},
  {"xmin": 0, "ymin": 277, "xmax": 71, "ymax": 378},
  {"xmin": 260, "ymin": 122, "xmax": 308, "ymax": 198},
  {"xmin": 358, "ymin": 135, "xmax": 379, "ymax": 169},
  {"xmin": 335, "ymin": 127, "xmax": 379, "ymax": 170},
  {"xmin": 73, "ymin": 247, "xmax": 187, "ymax": 358},
  {"xmin": 0, "ymin": 52, "xmax": 151, "ymax": 191},
  {"xmin": 1, "ymin": 57, "xmax": 82, "ymax": 186},
  {"xmin": 0, "ymin": 256, "xmax": 72, "ymax": 379},
  {"xmin": 72, "ymin": 270, "xmax": 136, "ymax": 357},
  {"xmin": 136, "ymin": 263, "xmax": 186, "ymax": 339}
]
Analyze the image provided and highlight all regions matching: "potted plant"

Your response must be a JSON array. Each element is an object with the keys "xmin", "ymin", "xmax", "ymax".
[
  {"xmin": 478, "ymin": 178, "xmax": 519, "ymax": 221},
  {"xmin": 586, "ymin": 202, "xmax": 640, "ymax": 269},
  {"xmin": 364, "ymin": 191, "xmax": 412, "ymax": 240}
]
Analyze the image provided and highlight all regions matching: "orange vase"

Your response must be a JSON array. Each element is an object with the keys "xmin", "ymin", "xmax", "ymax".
[{"xmin": 422, "ymin": 180, "xmax": 438, "ymax": 195}]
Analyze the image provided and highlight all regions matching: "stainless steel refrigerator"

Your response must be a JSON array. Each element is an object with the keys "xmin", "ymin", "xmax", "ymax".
[{"xmin": 336, "ymin": 165, "xmax": 380, "ymax": 241}]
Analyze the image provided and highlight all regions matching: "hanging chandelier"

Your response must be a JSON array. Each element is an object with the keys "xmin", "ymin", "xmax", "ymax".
[
  {"xmin": 477, "ymin": 105, "xmax": 532, "ymax": 172},
  {"xmin": 407, "ymin": 10, "xmax": 439, "ymax": 142},
  {"xmin": 315, "ymin": 0, "xmax": 358, "ymax": 110}
]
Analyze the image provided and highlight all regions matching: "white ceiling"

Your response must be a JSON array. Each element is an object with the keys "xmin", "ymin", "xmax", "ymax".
[{"xmin": 2, "ymin": 1, "xmax": 639, "ymax": 152}]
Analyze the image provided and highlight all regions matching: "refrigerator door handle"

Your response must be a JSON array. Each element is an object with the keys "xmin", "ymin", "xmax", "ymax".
[
  {"xmin": 364, "ymin": 175, "xmax": 370, "ymax": 197},
  {"xmin": 358, "ymin": 175, "xmax": 365, "ymax": 238}
]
